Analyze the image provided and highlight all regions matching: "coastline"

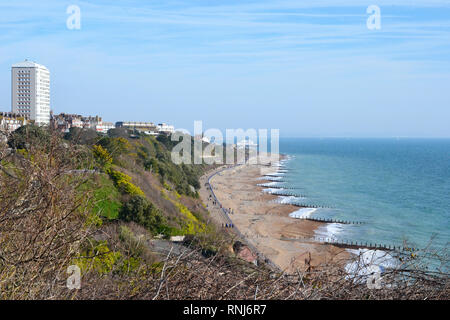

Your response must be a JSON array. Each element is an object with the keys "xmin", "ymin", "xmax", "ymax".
[{"xmin": 200, "ymin": 158, "xmax": 350, "ymax": 273}]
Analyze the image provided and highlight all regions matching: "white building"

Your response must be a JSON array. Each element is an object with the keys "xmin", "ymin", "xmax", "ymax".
[
  {"xmin": 95, "ymin": 122, "xmax": 115, "ymax": 134},
  {"xmin": 116, "ymin": 121, "xmax": 157, "ymax": 132},
  {"xmin": 11, "ymin": 60, "xmax": 51, "ymax": 126},
  {"xmin": 0, "ymin": 112, "xmax": 29, "ymax": 133},
  {"xmin": 157, "ymin": 123, "xmax": 175, "ymax": 134},
  {"xmin": 237, "ymin": 138, "xmax": 258, "ymax": 149}
]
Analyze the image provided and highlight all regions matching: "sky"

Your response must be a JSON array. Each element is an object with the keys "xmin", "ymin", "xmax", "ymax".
[{"xmin": 0, "ymin": 0, "xmax": 449, "ymax": 137}]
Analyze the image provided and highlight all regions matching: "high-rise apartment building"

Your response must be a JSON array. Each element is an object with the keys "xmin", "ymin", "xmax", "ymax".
[{"xmin": 11, "ymin": 60, "xmax": 50, "ymax": 126}]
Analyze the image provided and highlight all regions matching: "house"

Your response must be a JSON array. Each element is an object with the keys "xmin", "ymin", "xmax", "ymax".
[{"xmin": 0, "ymin": 112, "xmax": 30, "ymax": 133}]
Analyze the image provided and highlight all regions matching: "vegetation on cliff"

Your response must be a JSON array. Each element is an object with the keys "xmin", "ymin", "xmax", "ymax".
[{"xmin": 0, "ymin": 125, "xmax": 448, "ymax": 300}]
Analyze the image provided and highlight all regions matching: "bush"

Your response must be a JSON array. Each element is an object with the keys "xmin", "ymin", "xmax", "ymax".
[
  {"xmin": 96, "ymin": 136, "xmax": 131, "ymax": 162},
  {"xmin": 107, "ymin": 168, "xmax": 144, "ymax": 196},
  {"xmin": 107, "ymin": 127, "xmax": 129, "ymax": 138},
  {"xmin": 93, "ymin": 144, "xmax": 113, "ymax": 168},
  {"xmin": 75, "ymin": 241, "xmax": 121, "ymax": 275},
  {"xmin": 144, "ymin": 158, "xmax": 159, "ymax": 173},
  {"xmin": 119, "ymin": 195, "xmax": 168, "ymax": 235},
  {"xmin": 64, "ymin": 127, "xmax": 99, "ymax": 145},
  {"xmin": 8, "ymin": 125, "xmax": 50, "ymax": 150},
  {"xmin": 119, "ymin": 225, "xmax": 146, "ymax": 258}
]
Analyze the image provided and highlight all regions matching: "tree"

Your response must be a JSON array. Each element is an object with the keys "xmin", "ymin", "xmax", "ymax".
[
  {"xmin": 107, "ymin": 127, "xmax": 129, "ymax": 139},
  {"xmin": 119, "ymin": 195, "xmax": 167, "ymax": 235},
  {"xmin": 64, "ymin": 127, "xmax": 99, "ymax": 145},
  {"xmin": 93, "ymin": 144, "xmax": 113, "ymax": 168},
  {"xmin": 0, "ymin": 129, "xmax": 95, "ymax": 299},
  {"xmin": 8, "ymin": 124, "xmax": 50, "ymax": 150}
]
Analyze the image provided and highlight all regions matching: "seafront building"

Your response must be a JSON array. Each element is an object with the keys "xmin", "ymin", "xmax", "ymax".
[
  {"xmin": 156, "ymin": 123, "xmax": 175, "ymax": 135},
  {"xmin": 11, "ymin": 60, "xmax": 50, "ymax": 126},
  {"xmin": 0, "ymin": 112, "xmax": 30, "ymax": 133},
  {"xmin": 116, "ymin": 121, "xmax": 157, "ymax": 133},
  {"xmin": 115, "ymin": 121, "xmax": 175, "ymax": 135},
  {"xmin": 51, "ymin": 113, "xmax": 114, "ymax": 134},
  {"xmin": 3, "ymin": 60, "xmax": 175, "ymax": 136},
  {"xmin": 95, "ymin": 122, "xmax": 115, "ymax": 134},
  {"xmin": 236, "ymin": 138, "xmax": 258, "ymax": 150}
]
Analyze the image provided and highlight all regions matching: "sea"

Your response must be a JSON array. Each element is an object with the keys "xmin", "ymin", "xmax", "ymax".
[{"xmin": 263, "ymin": 138, "xmax": 449, "ymax": 271}]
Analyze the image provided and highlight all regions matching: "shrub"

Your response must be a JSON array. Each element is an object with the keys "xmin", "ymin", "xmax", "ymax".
[
  {"xmin": 113, "ymin": 137, "xmax": 131, "ymax": 153},
  {"xmin": 64, "ymin": 127, "xmax": 99, "ymax": 145},
  {"xmin": 75, "ymin": 241, "xmax": 121, "ymax": 275},
  {"xmin": 107, "ymin": 127, "xmax": 129, "ymax": 138},
  {"xmin": 93, "ymin": 144, "xmax": 113, "ymax": 168},
  {"xmin": 119, "ymin": 225, "xmax": 146, "ymax": 258},
  {"xmin": 8, "ymin": 125, "xmax": 50, "ymax": 150},
  {"xmin": 119, "ymin": 195, "xmax": 168, "ymax": 235},
  {"xmin": 144, "ymin": 158, "xmax": 159, "ymax": 173},
  {"xmin": 107, "ymin": 168, "xmax": 144, "ymax": 196},
  {"xmin": 175, "ymin": 202, "xmax": 206, "ymax": 235}
]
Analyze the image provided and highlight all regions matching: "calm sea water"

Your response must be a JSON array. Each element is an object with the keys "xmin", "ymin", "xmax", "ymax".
[{"xmin": 275, "ymin": 138, "xmax": 450, "ymax": 255}]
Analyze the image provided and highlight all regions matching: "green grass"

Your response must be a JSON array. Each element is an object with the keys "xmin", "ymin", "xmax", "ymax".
[
  {"xmin": 78, "ymin": 174, "xmax": 122, "ymax": 220},
  {"xmin": 92, "ymin": 174, "xmax": 122, "ymax": 219}
]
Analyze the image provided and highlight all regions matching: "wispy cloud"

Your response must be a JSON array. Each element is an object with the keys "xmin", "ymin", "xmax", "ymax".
[{"xmin": 0, "ymin": 0, "xmax": 449, "ymax": 136}]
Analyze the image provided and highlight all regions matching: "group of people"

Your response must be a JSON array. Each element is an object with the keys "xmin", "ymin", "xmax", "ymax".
[
  {"xmin": 207, "ymin": 194, "xmax": 218, "ymax": 206},
  {"xmin": 207, "ymin": 186, "xmax": 237, "ymax": 229},
  {"xmin": 224, "ymin": 207, "xmax": 234, "ymax": 215},
  {"xmin": 222, "ymin": 223, "xmax": 234, "ymax": 228}
]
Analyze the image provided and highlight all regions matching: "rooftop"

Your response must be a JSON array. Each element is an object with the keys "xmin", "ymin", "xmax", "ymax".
[{"xmin": 12, "ymin": 60, "xmax": 48, "ymax": 70}]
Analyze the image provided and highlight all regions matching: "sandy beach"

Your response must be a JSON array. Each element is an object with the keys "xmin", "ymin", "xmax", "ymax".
[{"xmin": 200, "ymin": 162, "xmax": 350, "ymax": 273}]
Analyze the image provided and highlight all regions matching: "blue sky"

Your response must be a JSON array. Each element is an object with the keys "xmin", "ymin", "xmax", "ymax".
[{"xmin": 0, "ymin": 0, "xmax": 449, "ymax": 137}]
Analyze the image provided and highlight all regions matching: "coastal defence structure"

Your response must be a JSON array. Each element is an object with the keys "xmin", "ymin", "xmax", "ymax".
[
  {"xmin": 11, "ymin": 60, "xmax": 50, "ymax": 126},
  {"xmin": 208, "ymin": 164, "xmax": 419, "ymax": 260},
  {"xmin": 279, "ymin": 236, "xmax": 418, "ymax": 252},
  {"xmin": 206, "ymin": 164, "xmax": 282, "ymax": 272}
]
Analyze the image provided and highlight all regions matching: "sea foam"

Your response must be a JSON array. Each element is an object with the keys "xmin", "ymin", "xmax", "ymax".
[
  {"xmin": 272, "ymin": 195, "xmax": 305, "ymax": 204},
  {"xmin": 262, "ymin": 188, "xmax": 285, "ymax": 194},
  {"xmin": 345, "ymin": 248, "xmax": 399, "ymax": 281},
  {"xmin": 289, "ymin": 207, "xmax": 317, "ymax": 219},
  {"xmin": 314, "ymin": 222, "xmax": 345, "ymax": 241},
  {"xmin": 257, "ymin": 176, "xmax": 284, "ymax": 181},
  {"xmin": 257, "ymin": 181, "xmax": 282, "ymax": 187}
]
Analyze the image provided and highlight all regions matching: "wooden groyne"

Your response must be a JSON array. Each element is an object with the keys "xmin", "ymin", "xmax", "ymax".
[
  {"xmin": 265, "ymin": 190, "xmax": 305, "ymax": 197},
  {"xmin": 290, "ymin": 203, "xmax": 335, "ymax": 209},
  {"xmin": 257, "ymin": 184, "xmax": 297, "ymax": 189},
  {"xmin": 207, "ymin": 165, "xmax": 420, "ymax": 258},
  {"xmin": 280, "ymin": 236, "xmax": 418, "ymax": 252},
  {"xmin": 322, "ymin": 238, "xmax": 419, "ymax": 252},
  {"xmin": 263, "ymin": 174, "xmax": 287, "ymax": 178},
  {"xmin": 271, "ymin": 192, "xmax": 308, "ymax": 198},
  {"xmin": 207, "ymin": 165, "xmax": 282, "ymax": 273},
  {"xmin": 296, "ymin": 216, "xmax": 364, "ymax": 225},
  {"xmin": 261, "ymin": 179, "xmax": 287, "ymax": 184}
]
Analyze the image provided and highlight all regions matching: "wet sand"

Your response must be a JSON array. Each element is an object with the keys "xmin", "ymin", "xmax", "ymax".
[{"xmin": 201, "ymin": 163, "xmax": 350, "ymax": 273}]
